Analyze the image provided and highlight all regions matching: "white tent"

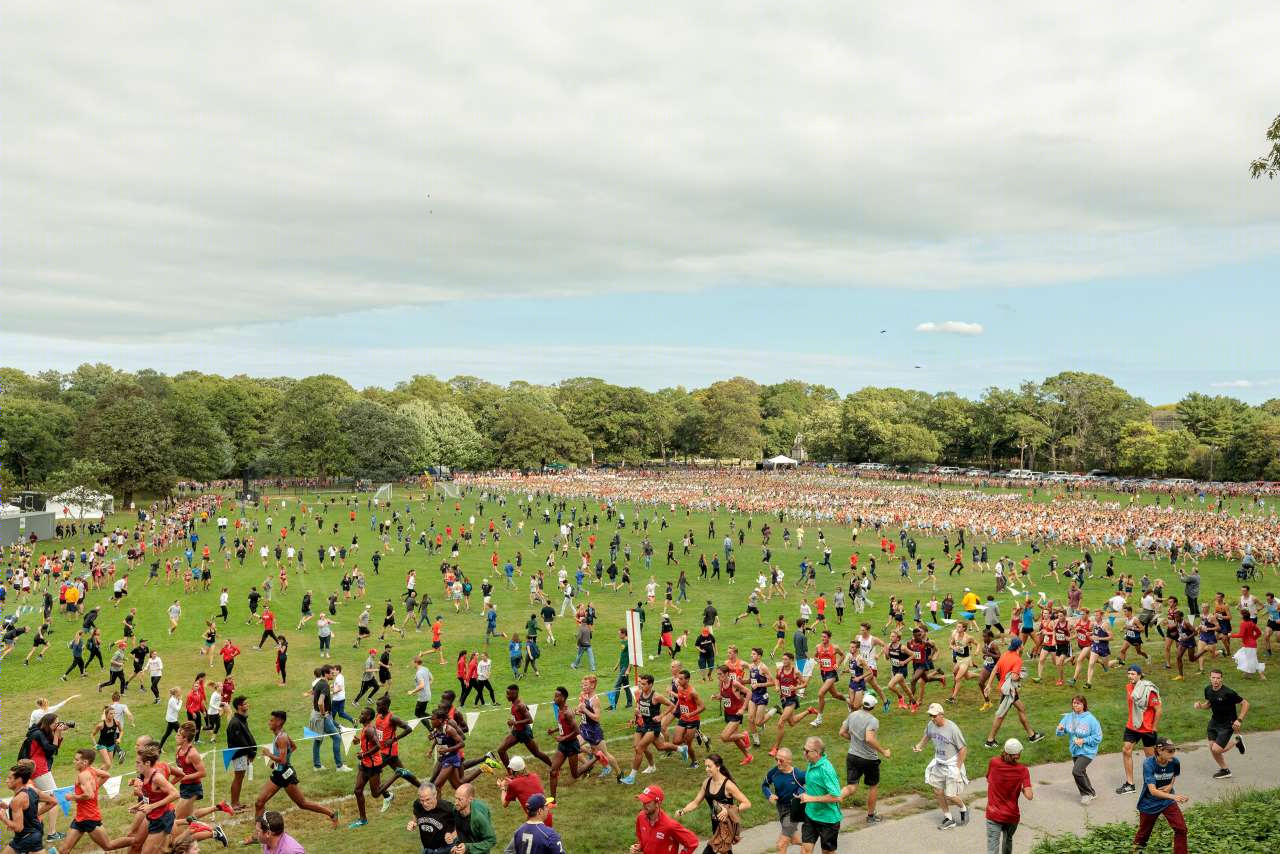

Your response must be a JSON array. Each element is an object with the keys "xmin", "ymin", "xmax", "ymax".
[
  {"xmin": 762, "ymin": 454, "xmax": 799, "ymax": 469},
  {"xmin": 50, "ymin": 489, "xmax": 114, "ymax": 520}
]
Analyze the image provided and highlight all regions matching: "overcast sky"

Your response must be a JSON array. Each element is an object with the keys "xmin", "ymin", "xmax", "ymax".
[{"xmin": 4, "ymin": 2, "xmax": 1279, "ymax": 401}]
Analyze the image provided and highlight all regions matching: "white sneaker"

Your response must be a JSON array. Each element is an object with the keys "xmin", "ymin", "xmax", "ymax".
[
  {"xmin": 335, "ymin": 765, "xmax": 354, "ymax": 773},
  {"xmin": 380, "ymin": 792, "xmax": 394, "ymax": 813},
  {"xmin": 1080, "ymin": 794, "xmax": 1095, "ymax": 805},
  {"xmin": 810, "ymin": 715, "xmax": 823, "ymax": 727},
  {"xmin": 641, "ymin": 765, "xmax": 657, "ymax": 775}
]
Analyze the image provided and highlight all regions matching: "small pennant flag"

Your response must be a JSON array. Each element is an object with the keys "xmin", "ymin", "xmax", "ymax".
[
  {"xmin": 302, "ymin": 727, "xmax": 321, "ymax": 741},
  {"xmin": 53, "ymin": 786, "xmax": 74, "ymax": 815},
  {"xmin": 103, "ymin": 776, "xmax": 122, "ymax": 800},
  {"xmin": 222, "ymin": 749, "xmax": 236, "ymax": 770},
  {"xmin": 941, "ymin": 618, "xmax": 957, "ymax": 625},
  {"xmin": 527, "ymin": 704, "xmax": 539, "ymax": 721},
  {"xmin": 406, "ymin": 718, "xmax": 421, "ymax": 731},
  {"xmin": 340, "ymin": 728, "xmax": 356, "ymax": 755},
  {"xmin": 925, "ymin": 622, "xmax": 942, "ymax": 631},
  {"xmin": 464, "ymin": 712, "xmax": 479, "ymax": 732}
]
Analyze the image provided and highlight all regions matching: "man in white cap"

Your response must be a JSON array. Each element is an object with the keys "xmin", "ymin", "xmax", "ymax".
[
  {"xmin": 913, "ymin": 702, "xmax": 969, "ymax": 829},
  {"xmin": 496, "ymin": 754, "xmax": 554, "ymax": 828},
  {"xmin": 984, "ymin": 738, "xmax": 1034, "ymax": 854},
  {"xmin": 838, "ymin": 692, "xmax": 891, "ymax": 823}
]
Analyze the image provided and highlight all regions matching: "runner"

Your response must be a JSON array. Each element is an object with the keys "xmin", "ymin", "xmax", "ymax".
[
  {"xmin": 1116, "ymin": 665, "xmax": 1161, "ymax": 795},
  {"xmin": 1, "ymin": 760, "xmax": 59, "ymax": 854},
  {"xmin": 1131, "ymin": 738, "xmax": 1189, "ymax": 854},
  {"xmin": 573, "ymin": 675, "xmax": 622, "ymax": 780},
  {"xmin": 371, "ymin": 694, "xmax": 423, "ymax": 809},
  {"xmin": 495, "ymin": 684, "xmax": 553, "ymax": 769},
  {"xmin": 714, "ymin": 665, "xmax": 753, "ymax": 765},
  {"xmin": 348, "ymin": 707, "xmax": 384, "ymax": 829},
  {"xmin": 248, "ymin": 710, "xmax": 338, "ymax": 839},
  {"xmin": 1193, "ymin": 669, "xmax": 1248, "ymax": 780},
  {"xmin": 809, "ymin": 631, "xmax": 845, "ymax": 727},
  {"xmin": 133, "ymin": 743, "xmax": 179, "ymax": 854},
  {"xmin": 670, "ymin": 670, "xmax": 705, "ymax": 768},
  {"xmin": 744, "ymin": 648, "xmax": 775, "ymax": 748},
  {"xmin": 912, "ymin": 704, "xmax": 969, "ymax": 830},
  {"xmin": 882, "ymin": 631, "xmax": 916, "ymax": 711},
  {"xmin": 983, "ymin": 638, "xmax": 1045, "ymax": 749},
  {"xmin": 170, "ymin": 723, "xmax": 207, "ymax": 821},
  {"xmin": 546, "ymin": 686, "xmax": 593, "ymax": 798},
  {"xmin": 906, "ymin": 626, "xmax": 947, "ymax": 709},
  {"xmin": 619, "ymin": 674, "xmax": 676, "ymax": 785},
  {"xmin": 768, "ymin": 653, "xmax": 817, "ymax": 757},
  {"xmin": 839, "ymin": 693, "xmax": 891, "ymax": 823},
  {"xmin": 54, "ymin": 748, "xmax": 141, "ymax": 854}
]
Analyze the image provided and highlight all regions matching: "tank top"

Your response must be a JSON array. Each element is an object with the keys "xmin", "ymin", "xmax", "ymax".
[
  {"xmin": 375, "ymin": 712, "xmax": 398, "ymax": 757},
  {"xmin": 142, "ymin": 766, "xmax": 174, "ymax": 820},
  {"xmin": 720, "ymin": 681, "xmax": 745, "ymax": 715},
  {"xmin": 510, "ymin": 702, "xmax": 530, "ymax": 733},
  {"xmin": 98, "ymin": 720, "xmax": 120, "ymax": 748},
  {"xmin": 636, "ymin": 691, "xmax": 659, "ymax": 726},
  {"xmin": 676, "ymin": 687, "xmax": 700, "ymax": 723},
  {"xmin": 176, "ymin": 743, "xmax": 199, "ymax": 778},
  {"xmin": 703, "ymin": 778, "xmax": 735, "ymax": 828},
  {"xmin": 815, "ymin": 643, "xmax": 837, "ymax": 673},
  {"xmin": 75, "ymin": 776, "xmax": 102, "ymax": 822},
  {"xmin": 12, "ymin": 786, "xmax": 42, "ymax": 846},
  {"xmin": 776, "ymin": 668, "xmax": 799, "ymax": 699},
  {"xmin": 748, "ymin": 665, "xmax": 767, "ymax": 694},
  {"xmin": 359, "ymin": 726, "xmax": 381, "ymax": 767}
]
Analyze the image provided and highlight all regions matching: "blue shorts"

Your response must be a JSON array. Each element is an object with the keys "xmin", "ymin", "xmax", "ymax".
[
  {"xmin": 147, "ymin": 811, "xmax": 176, "ymax": 835},
  {"xmin": 579, "ymin": 722, "xmax": 604, "ymax": 746},
  {"xmin": 179, "ymin": 782, "xmax": 204, "ymax": 800}
]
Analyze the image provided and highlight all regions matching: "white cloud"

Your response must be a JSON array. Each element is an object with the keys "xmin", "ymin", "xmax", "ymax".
[
  {"xmin": 915, "ymin": 321, "xmax": 985, "ymax": 336},
  {"xmin": 3, "ymin": 3, "xmax": 1280, "ymax": 340},
  {"xmin": 1210, "ymin": 379, "xmax": 1280, "ymax": 389}
]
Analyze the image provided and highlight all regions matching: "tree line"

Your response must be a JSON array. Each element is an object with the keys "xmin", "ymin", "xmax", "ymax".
[{"xmin": 2, "ymin": 364, "xmax": 1279, "ymax": 504}]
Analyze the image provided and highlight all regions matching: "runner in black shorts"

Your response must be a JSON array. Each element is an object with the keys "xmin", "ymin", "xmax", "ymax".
[
  {"xmin": 495, "ymin": 685, "xmax": 553, "ymax": 768},
  {"xmin": 246, "ymin": 710, "xmax": 336, "ymax": 842}
]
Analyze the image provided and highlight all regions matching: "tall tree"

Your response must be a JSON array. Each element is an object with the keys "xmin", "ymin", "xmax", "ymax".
[
  {"xmin": 697, "ymin": 378, "xmax": 764, "ymax": 460},
  {"xmin": 488, "ymin": 393, "xmax": 589, "ymax": 469},
  {"xmin": 75, "ymin": 386, "xmax": 175, "ymax": 506},
  {"xmin": 1250, "ymin": 113, "xmax": 1280, "ymax": 179},
  {"xmin": 165, "ymin": 390, "xmax": 235, "ymax": 480},
  {"xmin": 338, "ymin": 400, "xmax": 424, "ymax": 481},
  {"xmin": 397, "ymin": 399, "xmax": 488, "ymax": 470},
  {"xmin": 271, "ymin": 375, "xmax": 357, "ymax": 476},
  {"xmin": 0, "ymin": 397, "xmax": 75, "ymax": 485}
]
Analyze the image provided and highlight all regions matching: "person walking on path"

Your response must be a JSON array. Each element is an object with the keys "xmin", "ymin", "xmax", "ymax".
[
  {"xmin": 983, "ymin": 638, "xmax": 1045, "ymax": 749},
  {"xmin": 984, "ymin": 738, "xmax": 1033, "ymax": 854},
  {"xmin": 796, "ymin": 737, "xmax": 842, "ymax": 854},
  {"xmin": 1054, "ymin": 694, "xmax": 1102, "ymax": 803},
  {"xmin": 1193, "ymin": 668, "xmax": 1248, "ymax": 780},
  {"xmin": 838, "ymin": 693, "xmax": 891, "ymax": 823},
  {"xmin": 1117, "ymin": 665, "xmax": 1161, "ymax": 794},
  {"xmin": 913, "ymin": 702, "xmax": 969, "ymax": 830},
  {"xmin": 761, "ymin": 748, "xmax": 805, "ymax": 854},
  {"xmin": 1132, "ymin": 738, "xmax": 1189, "ymax": 854}
]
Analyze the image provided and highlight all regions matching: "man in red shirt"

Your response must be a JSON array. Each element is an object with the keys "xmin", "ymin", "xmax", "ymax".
[
  {"xmin": 497, "ymin": 755, "xmax": 553, "ymax": 828},
  {"xmin": 984, "ymin": 638, "xmax": 1045, "ymax": 749},
  {"xmin": 985, "ymin": 738, "xmax": 1033, "ymax": 854},
  {"xmin": 1118, "ymin": 664, "xmax": 1161, "ymax": 794},
  {"xmin": 631, "ymin": 785, "xmax": 698, "ymax": 854}
]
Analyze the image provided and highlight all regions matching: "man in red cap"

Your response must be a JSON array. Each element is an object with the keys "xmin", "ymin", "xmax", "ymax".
[{"xmin": 632, "ymin": 785, "xmax": 698, "ymax": 854}]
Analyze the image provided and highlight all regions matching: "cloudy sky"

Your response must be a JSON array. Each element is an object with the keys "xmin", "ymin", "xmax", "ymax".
[{"xmin": 4, "ymin": 2, "xmax": 1279, "ymax": 402}]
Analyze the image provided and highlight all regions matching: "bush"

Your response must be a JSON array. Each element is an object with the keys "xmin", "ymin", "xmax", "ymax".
[{"xmin": 1032, "ymin": 789, "xmax": 1280, "ymax": 853}]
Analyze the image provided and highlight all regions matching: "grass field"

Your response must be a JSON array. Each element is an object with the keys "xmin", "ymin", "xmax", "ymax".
[{"xmin": 2, "ymin": 483, "xmax": 1277, "ymax": 853}]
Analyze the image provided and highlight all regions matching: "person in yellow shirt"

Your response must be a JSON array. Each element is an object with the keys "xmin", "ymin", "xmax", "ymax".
[{"xmin": 960, "ymin": 589, "xmax": 980, "ymax": 617}]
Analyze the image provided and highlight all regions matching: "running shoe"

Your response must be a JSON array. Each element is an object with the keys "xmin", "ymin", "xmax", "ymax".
[
  {"xmin": 1115, "ymin": 782, "xmax": 1136, "ymax": 794},
  {"xmin": 938, "ymin": 818, "xmax": 957, "ymax": 830},
  {"xmin": 642, "ymin": 765, "xmax": 657, "ymax": 774},
  {"xmin": 47, "ymin": 833, "xmax": 66, "ymax": 842},
  {"xmin": 1236, "ymin": 736, "xmax": 1246, "ymax": 755},
  {"xmin": 215, "ymin": 802, "xmax": 234, "ymax": 816},
  {"xmin": 983, "ymin": 740, "xmax": 997, "ymax": 749},
  {"xmin": 866, "ymin": 814, "xmax": 882, "ymax": 824},
  {"xmin": 213, "ymin": 826, "xmax": 228, "ymax": 848},
  {"xmin": 765, "ymin": 708, "xmax": 778, "ymax": 720},
  {"xmin": 1029, "ymin": 731, "xmax": 1046, "ymax": 743},
  {"xmin": 739, "ymin": 754, "xmax": 753, "ymax": 766},
  {"xmin": 619, "ymin": 773, "xmax": 636, "ymax": 785},
  {"xmin": 1212, "ymin": 768, "xmax": 1232, "ymax": 779},
  {"xmin": 347, "ymin": 819, "xmax": 368, "ymax": 829},
  {"xmin": 958, "ymin": 809, "xmax": 969, "ymax": 826},
  {"xmin": 380, "ymin": 791, "xmax": 394, "ymax": 812},
  {"xmin": 597, "ymin": 765, "xmax": 614, "ymax": 778},
  {"xmin": 810, "ymin": 715, "xmax": 823, "ymax": 727},
  {"xmin": 1079, "ymin": 794, "xmax": 1095, "ymax": 805}
]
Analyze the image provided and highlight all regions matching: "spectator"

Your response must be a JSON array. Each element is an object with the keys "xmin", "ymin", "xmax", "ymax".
[
  {"xmin": 256, "ymin": 811, "xmax": 305, "ymax": 854},
  {"xmin": 631, "ymin": 785, "xmax": 698, "ymax": 854},
  {"xmin": 984, "ymin": 738, "xmax": 1033, "ymax": 854}
]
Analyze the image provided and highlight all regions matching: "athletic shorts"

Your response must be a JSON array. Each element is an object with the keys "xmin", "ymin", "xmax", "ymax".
[
  {"xmin": 676, "ymin": 719, "xmax": 701, "ymax": 731},
  {"xmin": 750, "ymin": 691, "xmax": 768, "ymax": 706},
  {"xmin": 820, "ymin": 670, "xmax": 838, "ymax": 683},
  {"xmin": 846, "ymin": 753, "xmax": 881, "ymax": 787},
  {"xmin": 440, "ymin": 752, "xmax": 462, "ymax": 768},
  {"xmin": 230, "ymin": 756, "xmax": 251, "ymax": 772},
  {"xmin": 1123, "ymin": 727, "xmax": 1157, "ymax": 747},
  {"xmin": 724, "ymin": 713, "xmax": 743, "ymax": 724},
  {"xmin": 776, "ymin": 803, "xmax": 801, "ymax": 840},
  {"xmin": 179, "ymin": 782, "xmax": 204, "ymax": 800},
  {"xmin": 781, "ymin": 696, "xmax": 799, "ymax": 709},
  {"xmin": 360, "ymin": 762, "xmax": 385, "ymax": 775},
  {"xmin": 269, "ymin": 765, "xmax": 298, "ymax": 787},
  {"xmin": 513, "ymin": 728, "xmax": 535, "ymax": 744},
  {"xmin": 31, "ymin": 773, "xmax": 56, "ymax": 793},
  {"xmin": 8, "ymin": 833, "xmax": 43, "ymax": 854},
  {"xmin": 635, "ymin": 722, "xmax": 662, "ymax": 736},
  {"xmin": 1207, "ymin": 722, "xmax": 1236, "ymax": 748},
  {"xmin": 147, "ymin": 811, "xmax": 176, "ymax": 835},
  {"xmin": 70, "ymin": 819, "xmax": 103, "ymax": 833},
  {"xmin": 1054, "ymin": 643, "xmax": 1070, "ymax": 657},
  {"xmin": 579, "ymin": 723, "xmax": 604, "ymax": 745},
  {"xmin": 801, "ymin": 817, "xmax": 840, "ymax": 853},
  {"xmin": 556, "ymin": 739, "xmax": 580, "ymax": 757}
]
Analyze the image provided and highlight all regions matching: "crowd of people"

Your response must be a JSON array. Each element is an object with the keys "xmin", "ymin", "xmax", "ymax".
[{"xmin": 2, "ymin": 469, "xmax": 1274, "ymax": 854}]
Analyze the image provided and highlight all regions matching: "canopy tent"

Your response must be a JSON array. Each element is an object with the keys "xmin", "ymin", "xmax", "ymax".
[
  {"xmin": 50, "ymin": 489, "xmax": 114, "ymax": 520},
  {"xmin": 762, "ymin": 454, "xmax": 799, "ymax": 469}
]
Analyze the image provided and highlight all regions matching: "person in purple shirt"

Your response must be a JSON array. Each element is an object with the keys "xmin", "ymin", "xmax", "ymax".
[
  {"xmin": 509, "ymin": 794, "xmax": 563, "ymax": 854},
  {"xmin": 257, "ymin": 811, "xmax": 306, "ymax": 854}
]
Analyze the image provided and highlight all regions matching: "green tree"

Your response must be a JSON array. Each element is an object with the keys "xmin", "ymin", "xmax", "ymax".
[
  {"xmin": 1041, "ymin": 372, "xmax": 1149, "ymax": 469},
  {"xmin": 338, "ymin": 400, "xmax": 424, "ymax": 481},
  {"xmin": 488, "ymin": 393, "xmax": 589, "ymax": 469},
  {"xmin": 41, "ymin": 459, "xmax": 112, "ymax": 518},
  {"xmin": 1176, "ymin": 393, "xmax": 1251, "ymax": 447},
  {"xmin": 271, "ymin": 375, "xmax": 357, "ymax": 476},
  {"xmin": 397, "ymin": 399, "xmax": 487, "ymax": 470},
  {"xmin": 697, "ymin": 378, "xmax": 764, "ymax": 460},
  {"xmin": 1116, "ymin": 422, "xmax": 1169, "ymax": 476},
  {"xmin": 165, "ymin": 391, "xmax": 235, "ymax": 480},
  {"xmin": 1222, "ymin": 414, "xmax": 1280, "ymax": 481},
  {"xmin": 75, "ymin": 386, "xmax": 175, "ymax": 506},
  {"xmin": 0, "ymin": 396, "xmax": 76, "ymax": 486},
  {"xmin": 1251, "ymin": 113, "xmax": 1280, "ymax": 179}
]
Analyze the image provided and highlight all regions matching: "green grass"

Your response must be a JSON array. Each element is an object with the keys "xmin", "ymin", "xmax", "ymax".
[
  {"xmin": 1031, "ymin": 787, "xmax": 1280, "ymax": 853},
  {"xmin": 2, "ymin": 486, "xmax": 1277, "ymax": 854}
]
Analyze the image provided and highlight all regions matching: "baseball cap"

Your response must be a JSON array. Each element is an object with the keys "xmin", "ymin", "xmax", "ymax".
[
  {"xmin": 1003, "ymin": 738, "xmax": 1024, "ymax": 755},
  {"xmin": 926, "ymin": 702, "xmax": 945, "ymax": 716},
  {"xmin": 525, "ymin": 794, "xmax": 548, "ymax": 814},
  {"xmin": 1008, "ymin": 638, "xmax": 1022, "ymax": 650},
  {"xmin": 1155, "ymin": 737, "xmax": 1176, "ymax": 750},
  {"xmin": 861, "ymin": 692, "xmax": 878, "ymax": 709},
  {"xmin": 636, "ymin": 785, "xmax": 665, "ymax": 804},
  {"xmin": 368, "ymin": 648, "xmax": 378, "ymax": 654},
  {"xmin": 507, "ymin": 755, "xmax": 526, "ymax": 772},
  {"xmin": 1127, "ymin": 664, "xmax": 1143, "ymax": 674}
]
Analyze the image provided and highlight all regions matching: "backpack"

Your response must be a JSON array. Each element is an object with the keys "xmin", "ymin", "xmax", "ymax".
[{"xmin": 17, "ymin": 724, "xmax": 40, "ymax": 761}]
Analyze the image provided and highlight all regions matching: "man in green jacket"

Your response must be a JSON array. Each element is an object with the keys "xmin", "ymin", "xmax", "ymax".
[
  {"xmin": 453, "ymin": 784, "xmax": 497, "ymax": 854},
  {"xmin": 798, "ymin": 736, "xmax": 843, "ymax": 854}
]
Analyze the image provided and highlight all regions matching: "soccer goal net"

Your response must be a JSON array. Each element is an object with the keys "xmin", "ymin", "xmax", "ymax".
[
  {"xmin": 435, "ymin": 481, "xmax": 461, "ymax": 499},
  {"xmin": 373, "ymin": 483, "xmax": 393, "ymax": 504}
]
